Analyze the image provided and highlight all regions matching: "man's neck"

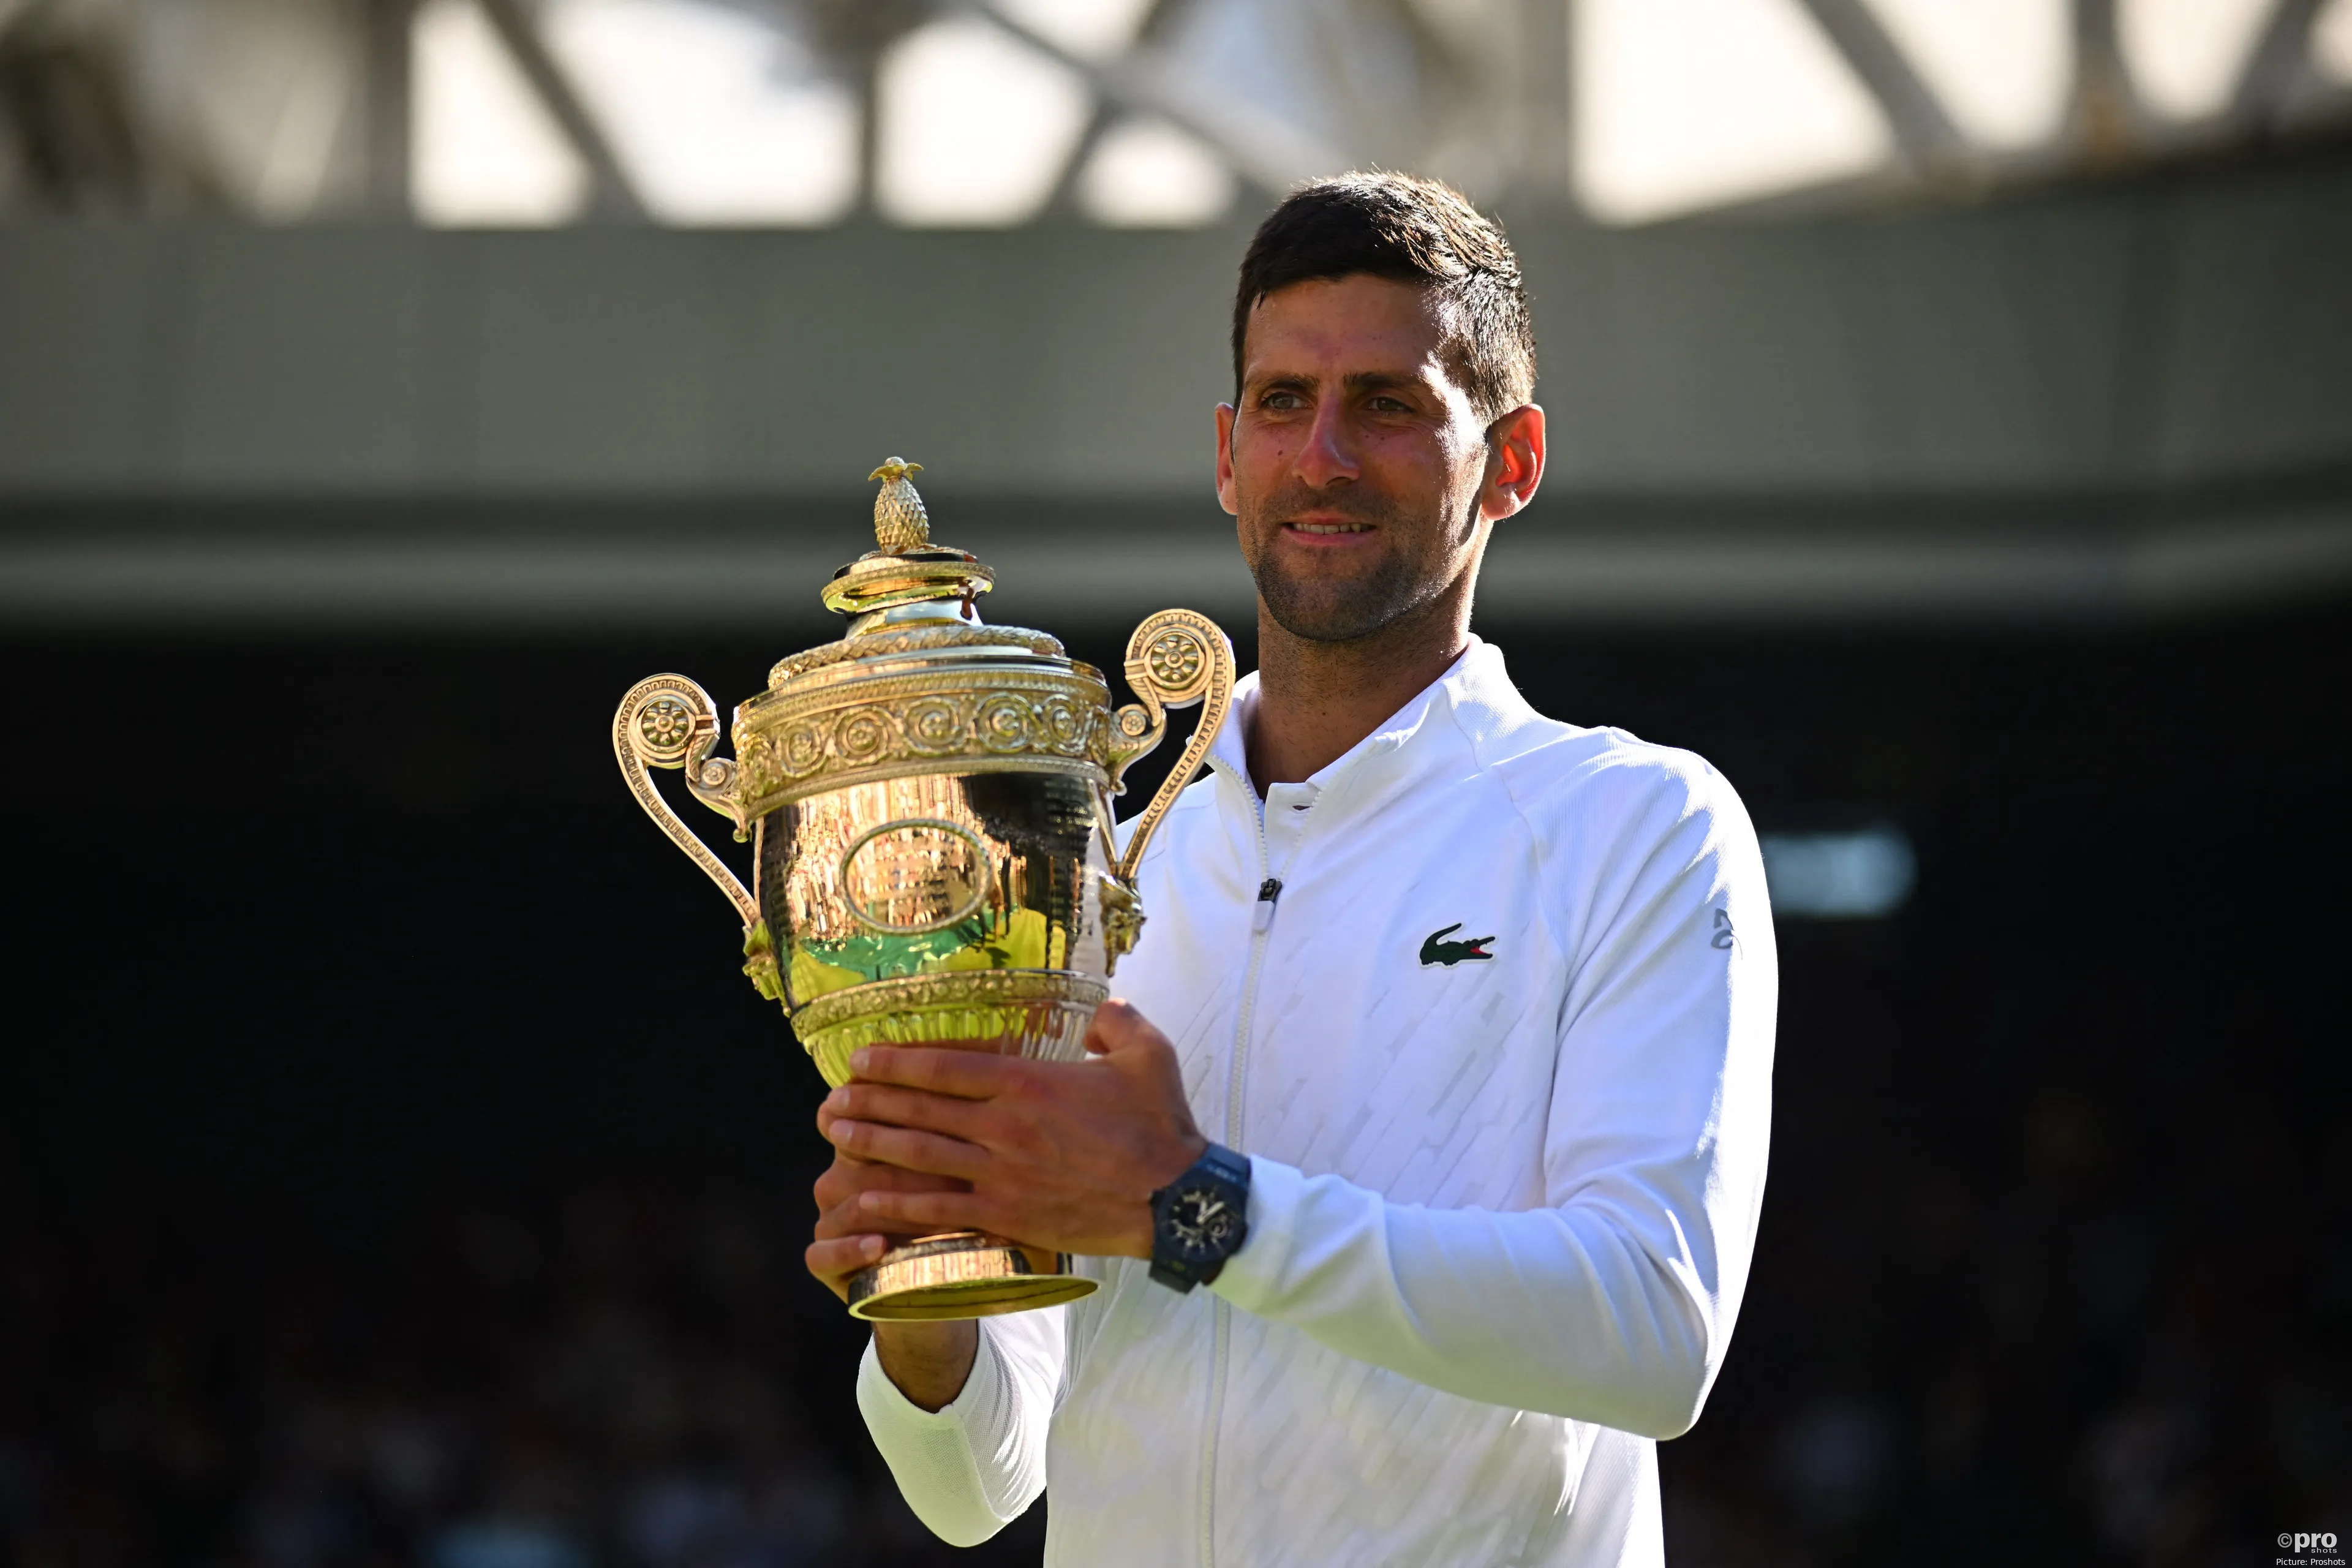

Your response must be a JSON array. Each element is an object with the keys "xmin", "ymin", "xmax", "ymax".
[{"xmin": 1242, "ymin": 593, "xmax": 1470, "ymax": 793}]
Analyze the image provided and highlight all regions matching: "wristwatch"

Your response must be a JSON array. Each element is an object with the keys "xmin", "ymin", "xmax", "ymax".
[{"xmin": 1148, "ymin": 1142, "xmax": 1251, "ymax": 1292}]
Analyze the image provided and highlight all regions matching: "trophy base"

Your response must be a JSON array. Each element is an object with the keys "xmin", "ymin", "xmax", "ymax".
[{"xmin": 846, "ymin": 1231, "xmax": 1099, "ymax": 1321}]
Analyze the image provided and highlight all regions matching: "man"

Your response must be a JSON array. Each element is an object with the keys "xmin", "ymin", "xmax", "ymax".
[{"xmin": 806, "ymin": 172, "xmax": 1776, "ymax": 1566}]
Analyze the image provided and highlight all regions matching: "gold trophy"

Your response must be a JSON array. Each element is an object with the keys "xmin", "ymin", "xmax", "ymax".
[{"xmin": 614, "ymin": 459, "xmax": 1234, "ymax": 1321}]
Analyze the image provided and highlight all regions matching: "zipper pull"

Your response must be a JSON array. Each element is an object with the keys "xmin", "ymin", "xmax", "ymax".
[{"xmin": 1253, "ymin": 877, "xmax": 1282, "ymax": 933}]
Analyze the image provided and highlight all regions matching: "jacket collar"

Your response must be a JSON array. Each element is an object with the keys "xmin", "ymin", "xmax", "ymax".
[{"xmin": 1203, "ymin": 636, "xmax": 1532, "ymax": 813}]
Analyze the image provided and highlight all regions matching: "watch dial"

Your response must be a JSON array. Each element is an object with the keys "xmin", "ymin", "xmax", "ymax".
[{"xmin": 1167, "ymin": 1186, "xmax": 1237, "ymax": 1260}]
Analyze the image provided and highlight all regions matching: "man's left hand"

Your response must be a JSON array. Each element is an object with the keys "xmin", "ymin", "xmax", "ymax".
[{"xmin": 819, "ymin": 999, "xmax": 1208, "ymax": 1261}]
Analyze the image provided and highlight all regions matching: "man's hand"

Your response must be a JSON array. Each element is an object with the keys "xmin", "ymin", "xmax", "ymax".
[
  {"xmin": 805, "ymin": 1126, "xmax": 970, "ymax": 1302},
  {"xmin": 819, "ymin": 999, "xmax": 1208, "ymax": 1260},
  {"xmin": 805, "ymin": 1123, "xmax": 979, "ymax": 1412}
]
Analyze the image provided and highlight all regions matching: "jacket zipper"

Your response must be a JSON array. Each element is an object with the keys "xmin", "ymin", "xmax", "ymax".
[{"xmin": 1201, "ymin": 778, "xmax": 1281, "ymax": 1568}]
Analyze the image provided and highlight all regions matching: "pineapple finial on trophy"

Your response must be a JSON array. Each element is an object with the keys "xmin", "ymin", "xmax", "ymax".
[
  {"xmin": 822, "ymin": 456, "xmax": 991, "ymax": 620},
  {"xmin": 867, "ymin": 457, "xmax": 930, "ymax": 552}
]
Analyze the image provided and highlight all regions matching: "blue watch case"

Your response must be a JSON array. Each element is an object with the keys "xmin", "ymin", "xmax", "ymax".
[{"xmin": 1147, "ymin": 1142, "xmax": 1252, "ymax": 1292}]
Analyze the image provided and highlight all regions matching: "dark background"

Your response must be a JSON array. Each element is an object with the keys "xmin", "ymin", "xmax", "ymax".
[{"xmin": 4, "ymin": 601, "xmax": 2346, "ymax": 1566}]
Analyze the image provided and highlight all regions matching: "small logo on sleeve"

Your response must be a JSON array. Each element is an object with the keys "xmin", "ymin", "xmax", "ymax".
[
  {"xmin": 1419, "ymin": 923, "xmax": 1494, "ymax": 967},
  {"xmin": 1712, "ymin": 909, "xmax": 1739, "ymax": 951}
]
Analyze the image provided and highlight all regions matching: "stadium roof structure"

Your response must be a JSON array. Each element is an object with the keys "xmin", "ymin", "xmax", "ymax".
[
  {"xmin": 2, "ymin": 0, "xmax": 2348, "ymax": 629},
  {"xmin": 1, "ymin": 0, "xmax": 2349, "ymax": 228}
]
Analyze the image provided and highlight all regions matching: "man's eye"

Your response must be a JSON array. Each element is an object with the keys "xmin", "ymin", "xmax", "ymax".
[
  {"xmin": 1261, "ymin": 391, "xmax": 1305, "ymax": 410},
  {"xmin": 1368, "ymin": 396, "xmax": 1411, "ymax": 413}
]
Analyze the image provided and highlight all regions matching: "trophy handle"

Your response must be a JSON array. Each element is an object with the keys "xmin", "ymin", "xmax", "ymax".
[
  {"xmin": 1108, "ymin": 609, "xmax": 1235, "ymax": 886},
  {"xmin": 614, "ymin": 674, "xmax": 760, "ymax": 929}
]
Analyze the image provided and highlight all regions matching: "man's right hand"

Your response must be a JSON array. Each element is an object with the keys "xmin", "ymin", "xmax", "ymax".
[{"xmin": 807, "ymin": 1096, "xmax": 979, "ymax": 1412}]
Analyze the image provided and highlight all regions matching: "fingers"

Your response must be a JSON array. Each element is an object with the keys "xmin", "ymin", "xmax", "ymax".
[
  {"xmin": 805, "ymin": 1234, "xmax": 888, "ymax": 1301},
  {"xmin": 826, "ymin": 1080, "xmax": 991, "ymax": 1142},
  {"xmin": 1086, "ymin": 998, "xmax": 1170, "ymax": 1057},
  {"xmin": 814, "ymin": 1098, "xmax": 875, "ymax": 1156},
  {"xmin": 808, "ymin": 1150, "xmax": 973, "ymax": 1303},
  {"xmin": 824, "ymin": 1117, "xmax": 989, "ymax": 1182},
  {"xmin": 849, "ymin": 1045, "xmax": 1023, "ymax": 1099},
  {"xmin": 855, "ymin": 1186, "xmax": 993, "ymax": 1234},
  {"xmin": 815, "ymin": 1188, "xmax": 952, "ymax": 1241},
  {"xmin": 813, "ymin": 1155, "xmax": 968, "ymax": 1216}
]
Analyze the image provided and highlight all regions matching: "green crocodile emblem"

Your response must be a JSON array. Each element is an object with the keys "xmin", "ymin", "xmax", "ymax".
[{"xmin": 1419, "ymin": 923, "xmax": 1494, "ymax": 967}]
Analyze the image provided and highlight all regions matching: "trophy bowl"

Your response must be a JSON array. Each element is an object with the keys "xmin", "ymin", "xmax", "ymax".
[{"xmin": 614, "ymin": 459, "xmax": 1233, "ymax": 1321}]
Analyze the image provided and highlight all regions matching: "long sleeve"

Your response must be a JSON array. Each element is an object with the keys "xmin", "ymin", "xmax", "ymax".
[
  {"xmin": 1212, "ymin": 764, "xmax": 1777, "ymax": 1439},
  {"xmin": 854, "ymin": 1305, "xmax": 1066, "ymax": 1546}
]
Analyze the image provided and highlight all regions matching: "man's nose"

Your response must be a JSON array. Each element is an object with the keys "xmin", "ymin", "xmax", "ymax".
[{"xmin": 1292, "ymin": 401, "xmax": 1360, "ymax": 489}]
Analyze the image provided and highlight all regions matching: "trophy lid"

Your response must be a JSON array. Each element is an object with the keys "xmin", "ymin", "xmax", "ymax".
[
  {"xmin": 763, "ymin": 459, "xmax": 1069, "ymax": 692},
  {"xmin": 821, "ymin": 458, "xmax": 998, "ymax": 622}
]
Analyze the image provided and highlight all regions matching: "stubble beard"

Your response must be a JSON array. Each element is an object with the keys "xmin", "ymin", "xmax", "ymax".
[{"xmin": 1245, "ymin": 483, "xmax": 1472, "ymax": 646}]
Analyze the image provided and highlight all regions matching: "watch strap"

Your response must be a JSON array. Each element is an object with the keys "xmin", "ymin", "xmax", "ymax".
[{"xmin": 1148, "ymin": 1257, "xmax": 1219, "ymax": 1292}]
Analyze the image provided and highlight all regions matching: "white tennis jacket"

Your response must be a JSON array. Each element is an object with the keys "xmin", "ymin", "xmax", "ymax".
[{"xmin": 856, "ymin": 639, "xmax": 1777, "ymax": 1567}]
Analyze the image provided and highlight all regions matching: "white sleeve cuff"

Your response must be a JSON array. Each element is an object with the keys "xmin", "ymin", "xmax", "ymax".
[
  {"xmin": 1207, "ymin": 1152, "xmax": 1306, "ymax": 1315},
  {"xmin": 855, "ymin": 1331, "xmax": 1017, "ymax": 1547}
]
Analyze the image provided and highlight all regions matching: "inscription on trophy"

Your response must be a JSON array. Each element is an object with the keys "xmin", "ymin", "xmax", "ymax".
[{"xmin": 840, "ymin": 818, "xmax": 993, "ymax": 935}]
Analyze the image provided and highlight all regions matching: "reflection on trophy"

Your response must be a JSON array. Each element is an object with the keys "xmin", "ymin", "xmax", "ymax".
[{"xmin": 614, "ymin": 459, "xmax": 1234, "ymax": 1321}]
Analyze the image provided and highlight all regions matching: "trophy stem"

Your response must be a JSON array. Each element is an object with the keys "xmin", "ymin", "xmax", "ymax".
[{"xmin": 846, "ymin": 1231, "xmax": 1099, "ymax": 1321}]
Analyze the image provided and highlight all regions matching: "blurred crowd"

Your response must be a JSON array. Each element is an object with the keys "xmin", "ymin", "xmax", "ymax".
[
  {"xmin": 1659, "ymin": 937, "xmax": 2351, "ymax": 1566},
  {"xmin": 0, "ymin": 1183, "xmax": 1010, "ymax": 1568},
  {"xmin": 1, "ymin": 947, "xmax": 2343, "ymax": 1568}
]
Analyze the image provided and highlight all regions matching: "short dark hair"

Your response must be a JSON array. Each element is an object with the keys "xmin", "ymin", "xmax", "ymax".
[{"xmin": 1231, "ymin": 172, "xmax": 1535, "ymax": 423}]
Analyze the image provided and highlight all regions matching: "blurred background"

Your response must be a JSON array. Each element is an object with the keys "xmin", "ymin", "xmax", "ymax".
[{"xmin": 2, "ymin": 0, "xmax": 2350, "ymax": 1564}]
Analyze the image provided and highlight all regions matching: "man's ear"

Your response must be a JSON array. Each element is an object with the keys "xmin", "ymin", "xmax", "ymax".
[
  {"xmin": 1479, "ymin": 404, "xmax": 1545, "ymax": 524},
  {"xmin": 1214, "ymin": 402, "xmax": 1241, "ymax": 518}
]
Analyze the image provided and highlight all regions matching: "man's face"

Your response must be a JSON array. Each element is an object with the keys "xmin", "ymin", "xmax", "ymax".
[{"xmin": 1216, "ymin": 273, "xmax": 1504, "ymax": 644}]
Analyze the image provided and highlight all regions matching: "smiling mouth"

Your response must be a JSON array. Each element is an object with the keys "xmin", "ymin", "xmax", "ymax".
[{"xmin": 1286, "ymin": 521, "xmax": 1374, "ymax": 535}]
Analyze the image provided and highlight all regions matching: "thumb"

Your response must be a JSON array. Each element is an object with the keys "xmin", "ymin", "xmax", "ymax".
[{"xmin": 1085, "ymin": 998, "xmax": 1158, "ymax": 1057}]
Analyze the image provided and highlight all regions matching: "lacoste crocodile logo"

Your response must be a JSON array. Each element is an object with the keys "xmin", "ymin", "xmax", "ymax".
[{"xmin": 1419, "ymin": 923, "xmax": 1494, "ymax": 967}]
